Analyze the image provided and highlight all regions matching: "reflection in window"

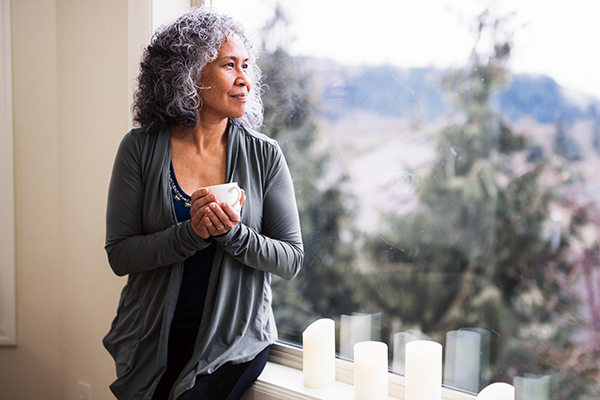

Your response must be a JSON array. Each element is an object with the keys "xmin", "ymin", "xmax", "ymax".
[{"xmin": 214, "ymin": 1, "xmax": 600, "ymax": 398}]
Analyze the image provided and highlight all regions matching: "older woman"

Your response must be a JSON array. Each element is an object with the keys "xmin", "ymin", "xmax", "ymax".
[{"xmin": 103, "ymin": 8, "xmax": 303, "ymax": 400}]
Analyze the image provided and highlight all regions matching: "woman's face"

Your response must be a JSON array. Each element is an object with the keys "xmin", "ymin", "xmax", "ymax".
[{"xmin": 198, "ymin": 35, "xmax": 251, "ymax": 123}]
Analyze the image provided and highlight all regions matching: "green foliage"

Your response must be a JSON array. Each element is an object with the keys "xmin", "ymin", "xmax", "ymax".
[
  {"xmin": 361, "ymin": 9, "xmax": 596, "ymax": 398},
  {"xmin": 258, "ymin": 7, "xmax": 361, "ymax": 343},
  {"xmin": 259, "ymin": 4, "xmax": 600, "ymax": 398},
  {"xmin": 553, "ymin": 118, "xmax": 583, "ymax": 161}
]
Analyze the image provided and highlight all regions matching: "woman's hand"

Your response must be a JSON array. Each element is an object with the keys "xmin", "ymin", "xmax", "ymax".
[
  {"xmin": 189, "ymin": 188, "xmax": 214, "ymax": 239},
  {"xmin": 190, "ymin": 188, "xmax": 245, "ymax": 239}
]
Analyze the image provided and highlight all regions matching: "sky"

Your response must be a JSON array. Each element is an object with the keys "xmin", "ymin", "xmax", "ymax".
[{"xmin": 204, "ymin": 0, "xmax": 600, "ymax": 99}]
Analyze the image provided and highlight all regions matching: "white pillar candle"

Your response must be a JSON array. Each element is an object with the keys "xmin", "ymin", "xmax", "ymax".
[
  {"xmin": 392, "ymin": 330, "xmax": 430, "ymax": 374},
  {"xmin": 476, "ymin": 382, "xmax": 515, "ymax": 400},
  {"xmin": 303, "ymin": 318, "xmax": 336, "ymax": 389},
  {"xmin": 354, "ymin": 341, "xmax": 388, "ymax": 400},
  {"xmin": 405, "ymin": 340, "xmax": 442, "ymax": 400},
  {"xmin": 302, "ymin": 318, "xmax": 335, "ymax": 389}
]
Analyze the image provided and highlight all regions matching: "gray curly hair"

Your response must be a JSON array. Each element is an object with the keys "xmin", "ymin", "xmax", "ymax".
[{"xmin": 132, "ymin": 7, "xmax": 263, "ymax": 132}]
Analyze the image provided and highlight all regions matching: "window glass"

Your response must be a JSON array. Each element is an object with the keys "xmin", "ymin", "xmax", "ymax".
[
  {"xmin": 152, "ymin": 0, "xmax": 190, "ymax": 31},
  {"xmin": 213, "ymin": 1, "xmax": 600, "ymax": 398}
]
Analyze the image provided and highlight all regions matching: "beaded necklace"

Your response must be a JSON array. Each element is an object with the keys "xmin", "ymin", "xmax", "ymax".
[{"xmin": 169, "ymin": 167, "xmax": 192, "ymax": 208}]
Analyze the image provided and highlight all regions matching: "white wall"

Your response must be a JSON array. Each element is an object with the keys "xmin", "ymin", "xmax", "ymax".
[{"xmin": 0, "ymin": 0, "xmax": 130, "ymax": 398}]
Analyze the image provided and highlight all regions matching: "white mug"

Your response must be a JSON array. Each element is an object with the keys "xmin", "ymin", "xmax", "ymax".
[{"xmin": 206, "ymin": 182, "xmax": 243, "ymax": 213}]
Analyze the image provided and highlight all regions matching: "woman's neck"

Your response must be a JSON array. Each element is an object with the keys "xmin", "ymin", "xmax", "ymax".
[
  {"xmin": 171, "ymin": 118, "xmax": 229, "ymax": 153},
  {"xmin": 169, "ymin": 118, "xmax": 229, "ymax": 192}
]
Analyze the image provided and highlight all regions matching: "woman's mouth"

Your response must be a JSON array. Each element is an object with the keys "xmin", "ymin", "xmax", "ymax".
[{"xmin": 231, "ymin": 93, "xmax": 248, "ymax": 101}]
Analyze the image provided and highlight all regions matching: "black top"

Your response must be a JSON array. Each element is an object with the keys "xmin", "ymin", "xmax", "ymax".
[{"xmin": 170, "ymin": 163, "xmax": 216, "ymax": 331}]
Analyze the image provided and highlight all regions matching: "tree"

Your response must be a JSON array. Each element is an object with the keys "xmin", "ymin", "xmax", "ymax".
[
  {"xmin": 363, "ymin": 8, "xmax": 598, "ymax": 398},
  {"xmin": 257, "ymin": 4, "xmax": 600, "ymax": 397},
  {"xmin": 554, "ymin": 117, "xmax": 582, "ymax": 161},
  {"xmin": 257, "ymin": 4, "xmax": 362, "ymax": 343}
]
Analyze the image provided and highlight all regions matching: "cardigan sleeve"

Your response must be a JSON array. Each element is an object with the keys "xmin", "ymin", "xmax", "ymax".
[
  {"xmin": 213, "ymin": 143, "xmax": 304, "ymax": 280},
  {"xmin": 105, "ymin": 131, "xmax": 211, "ymax": 276}
]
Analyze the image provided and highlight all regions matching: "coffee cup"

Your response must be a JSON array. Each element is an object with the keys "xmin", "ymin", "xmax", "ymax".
[{"xmin": 206, "ymin": 182, "xmax": 243, "ymax": 213}]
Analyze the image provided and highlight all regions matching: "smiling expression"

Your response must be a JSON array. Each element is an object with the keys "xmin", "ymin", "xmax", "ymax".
[{"xmin": 198, "ymin": 35, "xmax": 251, "ymax": 123}]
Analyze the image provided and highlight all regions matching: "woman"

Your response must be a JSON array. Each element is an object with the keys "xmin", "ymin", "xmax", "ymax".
[{"xmin": 103, "ymin": 8, "xmax": 303, "ymax": 400}]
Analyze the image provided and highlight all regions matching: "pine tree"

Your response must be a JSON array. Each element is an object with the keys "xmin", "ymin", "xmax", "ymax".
[
  {"xmin": 554, "ymin": 117, "xmax": 582, "ymax": 161},
  {"xmin": 363, "ymin": 9, "xmax": 597, "ymax": 398},
  {"xmin": 258, "ymin": 4, "xmax": 362, "ymax": 343}
]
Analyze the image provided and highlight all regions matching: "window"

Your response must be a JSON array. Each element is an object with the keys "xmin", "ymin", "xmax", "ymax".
[
  {"xmin": 0, "ymin": 0, "xmax": 16, "ymax": 347},
  {"xmin": 212, "ymin": 1, "xmax": 600, "ymax": 399},
  {"xmin": 152, "ymin": 0, "xmax": 191, "ymax": 31},
  {"xmin": 137, "ymin": 1, "xmax": 600, "ymax": 398}
]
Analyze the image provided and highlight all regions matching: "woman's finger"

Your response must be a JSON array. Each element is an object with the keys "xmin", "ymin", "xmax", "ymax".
[
  {"xmin": 190, "ymin": 189, "xmax": 216, "ymax": 214},
  {"xmin": 205, "ymin": 202, "xmax": 241, "ymax": 234},
  {"xmin": 191, "ymin": 187, "xmax": 210, "ymax": 203}
]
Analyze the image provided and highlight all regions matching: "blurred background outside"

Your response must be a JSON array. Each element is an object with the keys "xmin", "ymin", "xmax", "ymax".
[{"xmin": 160, "ymin": 1, "xmax": 600, "ymax": 398}]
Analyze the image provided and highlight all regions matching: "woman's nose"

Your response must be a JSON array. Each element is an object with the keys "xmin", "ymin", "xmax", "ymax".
[{"xmin": 236, "ymin": 68, "xmax": 250, "ymax": 87}]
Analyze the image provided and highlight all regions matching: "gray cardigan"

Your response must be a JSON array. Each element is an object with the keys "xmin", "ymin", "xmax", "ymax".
[{"xmin": 103, "ymin": 120, "xmax": 304, "ymax": 400}]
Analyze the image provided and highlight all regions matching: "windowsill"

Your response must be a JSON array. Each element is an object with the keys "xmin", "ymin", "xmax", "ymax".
[
  {"xmin": 245, "ymin": 362, "xmax": 359, "ymax": 400},
  {"xmin": 241, "ymin": 343, "xmax": 477, "ymax": 400}
]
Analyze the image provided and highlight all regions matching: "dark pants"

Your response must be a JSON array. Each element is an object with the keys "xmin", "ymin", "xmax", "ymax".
[{"xmin": 152, "ymin": 328, "xmax": 269, "ymax": 400}]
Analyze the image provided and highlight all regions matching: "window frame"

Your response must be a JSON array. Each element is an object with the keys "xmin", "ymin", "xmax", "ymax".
[{"xmin": 0, "ymin": 0, "xmax": 16, "ymax": 347}]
